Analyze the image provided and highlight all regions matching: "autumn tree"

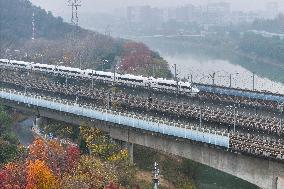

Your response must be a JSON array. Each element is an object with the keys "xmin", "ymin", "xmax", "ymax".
[
  {"xmin": 79, "ymin": 124, "xmax": 136, "ymax": 186},
  {"xmin": 121, "ymin": 42, "xmax": 151, "ymax": 73},
  {"xmin": 61, "ymin": 155, "xmax": 118, "ymax": 189},
  {"xmin": 0, "ymin": 162, "xmax": 26, "ymax": 189},
  {"xmin": 26, "ymin": 160, "xmax": 59, "ymax": 189},
  {"xmin": 28, "ymin": 137, "xmax": 81, "ymax": 177}
]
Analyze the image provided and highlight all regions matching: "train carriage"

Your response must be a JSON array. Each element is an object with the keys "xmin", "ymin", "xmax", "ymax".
[
  {"xmin": 116, "ymin": 74, "xmax": 147, "ymax": 87},
  {"xmin": 0, "ymin": 59, "xmax": 9, "ymax": 67},
  {"xmin": 32, "ymin": 63, "xmax": 55, "ymax": 73},
  {"xmin": 9, "ymin": 60, "xmax": 32, "ymax": 70},
  {"xmin": 56, "ymin": 66, "xmax": 84, "ymax": 78}
]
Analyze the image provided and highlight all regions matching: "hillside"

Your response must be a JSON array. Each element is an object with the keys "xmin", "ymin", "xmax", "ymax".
[
  {"xmin": 0, "ymin": 0, "xmax": 171, "ymax": 78},
  {"xmin": 0, "ymin": 0, "xmax": 73, "ymax": 41}
]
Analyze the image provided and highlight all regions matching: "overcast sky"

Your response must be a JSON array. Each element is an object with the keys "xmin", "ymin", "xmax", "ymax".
[{"xmin": 30, "ymin": 0, "xmax": 284, "ymax": 16}]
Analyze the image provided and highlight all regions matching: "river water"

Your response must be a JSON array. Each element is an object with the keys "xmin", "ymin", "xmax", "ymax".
[
  {"xmin": 136, "ymin": 37, "xmax": 284, "ymax": 94},
  {"xmin": 12, "ymin": 117, "xmax": 35, "ymax": 147},
  {"xmin": 165, "ymin": 54, "xmax": 284, "ymax": 94}
]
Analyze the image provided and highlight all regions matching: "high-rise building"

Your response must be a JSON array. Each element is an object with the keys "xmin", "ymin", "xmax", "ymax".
[
  {"xmin": 205, "ymin": 2, "xmax": 231, "ymax": 25},
  {"xmin": 266, "ymin": 2, "xmax": 279, "ymax": 19}
]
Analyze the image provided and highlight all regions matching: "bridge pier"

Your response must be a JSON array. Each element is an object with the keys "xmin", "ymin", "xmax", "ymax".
[
  {"xmin": 277, "ymin": 176, "xmax": 284, "ymax": 189},
  {"xmin": 127, "ymin": 142, "xmax": 134, "ymax": 164},
  {"xmin": 32, "ymin": 115, "xmax": 42, "ymax": 135},
  {"xmin": 119, "ymin": 141, "xmax": 134, "ymax": 164}
]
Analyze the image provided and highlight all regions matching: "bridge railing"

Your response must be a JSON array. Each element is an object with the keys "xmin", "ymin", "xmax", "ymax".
[{"xmin": 0, "ymin": 88, "xmax": 229, "ymax": 148}]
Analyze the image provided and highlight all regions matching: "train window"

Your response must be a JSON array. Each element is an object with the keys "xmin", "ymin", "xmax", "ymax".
[
  {"xmin": 118, "ymin": 77, "xmax": 143, "ymax": 83},
  {"xmin": 97, "ymin": 74, "xmax": 111, "ymax": 78},
  {"xmin": 158, "ymin": 82, "xmax": 176, "ymax": 87},
  {"xmin": 58, "ymin": 69, "xmax": 69, "ymax": 73},
  {"xmin": 181, "ymin": 86, "xmax": 191, "ymax": 89},
  {"xmin": 41, "ymin": 67, "xmax": 53, "ymax": 71},
  {"xmin": 70, "ymin": 71, "xmax": 80, "ymax": 74},
  {"xmin": 12, "ymin": 63, "xmax": 26, "ymax": 67}
]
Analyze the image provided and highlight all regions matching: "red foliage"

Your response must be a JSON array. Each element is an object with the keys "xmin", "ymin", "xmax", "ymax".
[
  {"xmin": 104, "ymin": 182, "xmax": 119, "ymax": 189},
  {"xmin": 121, "ymin": 42, "xmax": 152, "ymax": 72},
  {"xmin": 65, "ymin": 145, "xmax": 81, "ymax": 171},
  {"xmin": 27, "ymin": 138, "xmax": 81, "ymax": 177},
  {"xmin": 0, "ymin": 162, "xmax": 26, "ymax": 189}
]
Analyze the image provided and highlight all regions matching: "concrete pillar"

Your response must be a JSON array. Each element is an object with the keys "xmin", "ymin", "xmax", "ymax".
[
  {"xmin": 32, "ymin": 116, "xmax": 42, "ymax": 135},
  {"xmin": 127, "ymin": 142, "xmax": 134, "ymax": 164},
  {"xmin": 33, "ymin": 116, "xmax": 42, "ymax": 127},
  {"xmin": 276, "ymin": 176, "xmax": 284, "ymax": 189}
]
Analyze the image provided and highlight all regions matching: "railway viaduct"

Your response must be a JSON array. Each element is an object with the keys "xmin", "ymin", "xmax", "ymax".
[{"xmin": 1, "ymin": 90, "xmax": 284, "ymax": 189}]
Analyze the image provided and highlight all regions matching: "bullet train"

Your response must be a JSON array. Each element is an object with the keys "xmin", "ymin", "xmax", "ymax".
[{"xmin": 0, "ymin": 59, "xmax": 199, "ymax": 95}]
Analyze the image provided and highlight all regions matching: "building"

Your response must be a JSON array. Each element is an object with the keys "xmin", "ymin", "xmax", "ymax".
[{"xmin": 266, "ymin": 2, "xmax": 279, "ymax": 19}]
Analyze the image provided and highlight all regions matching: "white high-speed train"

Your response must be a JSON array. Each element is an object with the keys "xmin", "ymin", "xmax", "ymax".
[{"xmin": 0, "ymin": 59, "xmax": 199, "ymax": 95}]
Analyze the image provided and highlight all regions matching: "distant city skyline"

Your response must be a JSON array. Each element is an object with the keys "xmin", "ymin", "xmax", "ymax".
[{"xmin": 30, "ymin": 0, "xmax": 284, "ymax": 17}]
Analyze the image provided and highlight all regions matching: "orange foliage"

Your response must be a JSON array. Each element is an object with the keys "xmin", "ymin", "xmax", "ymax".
[
  {"xmin": 28, "ymin": 138, "xmax": 49, "ymax": 162},
  {"xmin": 25, "ymin": 160, "xmax": 59, "ymax": 189}
]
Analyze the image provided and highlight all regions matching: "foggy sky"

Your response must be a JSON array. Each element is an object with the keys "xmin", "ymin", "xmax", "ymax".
[{"xmin": 30, "ymin": 0, "xmax": 284, "ymax": 17}]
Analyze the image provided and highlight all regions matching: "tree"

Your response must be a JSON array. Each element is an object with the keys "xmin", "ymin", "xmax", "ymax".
[
  {"xmin": 26, "ymin": 159, "xmax": 59, "ymax": 189},
  {"xmin": 79, "ymin": 124, "xmax": 130, "ymax": 161},
  {"xmin": 61, "ymin": 155, "xmax": 118, "ymax": 189},
  {"xmin": 65, "ymin": 145, "xmax": 81, "ymax": 172},
  {"xmin": 79, "ymin": 124, "xmax": 136, "ymax": 186},
  {"xmin": 0, "ymin": 105, "xmax": 19, "ymax": 164},
  {"xmin": 28, "ymin": 137, "xmax": 81, "ymax": 177},
  {"xmin": 121, "ymin": 42, "xmax": 151, "ymax": 73},
  {"xmin": 0, "ymin": 162, "xmax": 26, "ymax": 189}
]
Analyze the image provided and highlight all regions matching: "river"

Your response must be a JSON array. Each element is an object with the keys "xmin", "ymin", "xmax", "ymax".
[
  {"xmin": 12, "ymin": 117, "xmax": 35, "ymax": 147},
  {"xmin": 135, "ymin": 37, "xmax": 284, "ymax": 94}
]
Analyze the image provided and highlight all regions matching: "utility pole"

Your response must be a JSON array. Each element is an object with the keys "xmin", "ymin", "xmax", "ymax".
[
  {"xmin": 32, "ymin": 10, "xmax": 35, "ymax": 41},
  {"xmin": 187, "ymin": 74, "xmax": 193, "ymax": 83},
  {"xmin": 102, "ymin": 62, "xmax": 104, "ymax": 71},
  {"xmin": 153, "ymin": 64, "xmax": 155, "ymax": 78},
  {"xmin": 65, "ymin": 75, "xmax": 68, "ymax": 86},
  {"xmin": 280, "ymin": 104, "xmax": 283, "ymax": 132},
  {"xmin": 174, "ymin": 64, "xmax": 179, "ymax": 96},
  {"xmin": 91, "ymin": 70, "xmax": 94, "ymax": 89},
  {"xmin": 68, "ymin": 0, "xmax": 81, "ymax": 65},
  {"xmin": 199, "ymin": 107, "xmax": 202, "ymax": 128},
  {"xmin": 233, "ymin": 105, "xmax": 236, "ymax": 132},
  {"xmin": 229, "ymin": 74, "xmax": 232, "ymax": 88},
  {"xmin": 209, "ymin": 72, "xmax": 215, "ymax": 85},
  {"xmin": 113, "ymin": 64, "xmax": 117, "ymax": 84},
  {"xmin": 252, "ymin": 72, "xmax": 255, "ymax": 91},
  {"xmin": 68, "ymin": 0, "xmax": 81, "ymax": 27},
  {"xmin": 152, "ymin": 162, "xmax": 160, "ymax": 189}
]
